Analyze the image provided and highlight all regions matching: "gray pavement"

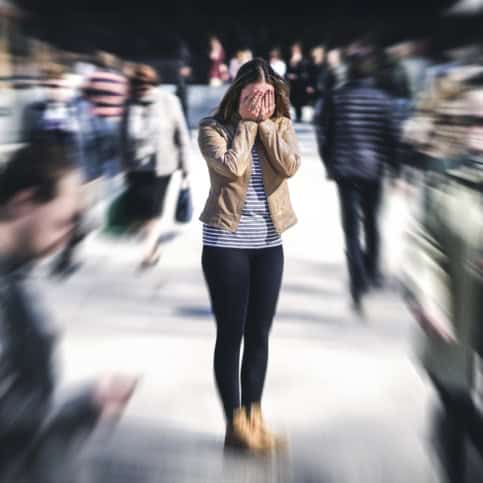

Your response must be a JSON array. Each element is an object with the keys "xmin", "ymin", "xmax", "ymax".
[{"xmin": 28, "ymin": 123, "xmax": 472, "ymax": 482}]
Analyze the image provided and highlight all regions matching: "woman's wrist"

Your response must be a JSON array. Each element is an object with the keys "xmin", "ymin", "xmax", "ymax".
[{"xmin": 239, "ymin": 118, "xmax": 258, "ymax": 128}]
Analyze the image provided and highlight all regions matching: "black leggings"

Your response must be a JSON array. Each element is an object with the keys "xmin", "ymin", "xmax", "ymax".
[{"xmin": 202, "ymin": 245, "xmax": 284, "ymax": 421}]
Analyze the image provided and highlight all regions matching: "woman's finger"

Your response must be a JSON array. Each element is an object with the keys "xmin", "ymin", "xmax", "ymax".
[
  {"xmin": 262, "ymin": 92, "xmax": 268, "ymax": 114},
  {"xmin": 251, "ymin": 91, "xmax": 261, "ymax": 105},
  {"xmin": 254, "ymin": 92, "xmax": 264, "ymax": 111}
]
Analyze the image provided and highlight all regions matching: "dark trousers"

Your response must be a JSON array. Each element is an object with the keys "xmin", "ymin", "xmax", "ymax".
[
  {"xmin": 431, "ymin": 378, "xmax": 483, "ymax": 483},
  {"xmin": 337, "ymin": 178, "xmax": 383, "ymax": 296},
  {"xmin": 202, "ymin": 245, "xmax": 284, "ymax": 421}
]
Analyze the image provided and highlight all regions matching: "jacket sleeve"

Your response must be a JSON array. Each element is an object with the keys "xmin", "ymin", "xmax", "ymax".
[
  {"xmin": 257, "ymin": 117, "xmax": 301, "ymax": 178},
  {"xmin": 198, "ymin": 118, "xmax": 258, "ymax": 180},
  {"xmin": 171, "ymin": 95, "xmax": 192, "ymax": 174},
  {"xmin": 403, "ymin": 186, "xmax": 451, "ymax": 329}
]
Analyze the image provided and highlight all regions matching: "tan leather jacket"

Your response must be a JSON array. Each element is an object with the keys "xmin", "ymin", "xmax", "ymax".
[{"xmin": 198, "ymin": 115, "xmax": 300, "ymax": 234}]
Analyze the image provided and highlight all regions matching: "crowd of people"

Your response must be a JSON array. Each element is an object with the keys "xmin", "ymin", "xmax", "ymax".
[
  {"xmin": 314, "ymin": 39, "xmax": 483, "ymax": 482},
  {"xmin": 22, "ymin": 51, "xmax": 192, "ymax": 274},
  {"xmin": 206, "ymin": 37, "xmax": 336, "ymax": 122},
  {"xmin": 0, "ymin": 32, "xmax": 482, "ymax": 483}
]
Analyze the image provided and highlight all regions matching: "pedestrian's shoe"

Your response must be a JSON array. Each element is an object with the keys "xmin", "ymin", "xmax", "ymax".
[
  {"xmin": 351, "ymin": 289, "xmax": 365, "ymax": 316},
  {"xmin": 248, "ymin": 403, "xmax": 287, "ymax": 450},
  {"xmin": 139, "ymin": 247, "xmax": 162, "ymax": 270},
  {"xmin": 224, "ymin": 407, "xmax": 272, "ymax": 454}
]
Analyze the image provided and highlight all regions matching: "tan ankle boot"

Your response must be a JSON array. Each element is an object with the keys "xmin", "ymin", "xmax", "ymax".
[
  {"xmin": 248, "ymin": 403, "xmax": 287, "ymax": 450},
  {"xmin": 225, "ymin": 407, "xmax": 272, "ymax": 453}
]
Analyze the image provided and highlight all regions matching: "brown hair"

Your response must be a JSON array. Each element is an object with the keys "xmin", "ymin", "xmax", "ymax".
[
  {"xmin": 214, "ymin": 57, "xmax": 291, "ymax": 124},
  {"xmin": 132, "ymin": 64, "xmax": 159, "ymax": 85}
]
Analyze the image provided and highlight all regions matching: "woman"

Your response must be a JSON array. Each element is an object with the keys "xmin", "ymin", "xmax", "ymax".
[
  {"xmin": 122, "ymin": 64, "xmax": 191, "ymax": 268},
  {"xmin": 306, "ymin": 46, "xmax": 328, "ymax": 106},
  {"xmin": 198, "ymin": 58, "xmax": 300, "ymax": 452},
  {"xmin": 208, "ymin": 36, "xmax": 229, "ymax": 87},
  {"xmin": 269, "ymin": 47, "xmax": 287, "ymax": 79}
]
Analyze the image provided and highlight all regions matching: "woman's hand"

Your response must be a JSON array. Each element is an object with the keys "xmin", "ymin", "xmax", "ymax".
[
  {"xmin": 239, "ymin": 90, "xmax": 264, "ymax": 121},
  {"xmin": 258, "ymin": 88, "xmax": 275, "ymax": 122}
]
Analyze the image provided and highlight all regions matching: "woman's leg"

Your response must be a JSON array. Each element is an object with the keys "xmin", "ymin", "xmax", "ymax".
[
  {"xmin": 241, "ymin": 246, "xmax": 284, "ymax": 408},
  {"xmin": 142, "ymin": 218, "xmax": 162, "ymax": 262},
  {"xmin": 141, "ymin": 175, "xmax": 172, "ymax": 266},
  {"xmin": 202, "ymin": 246, "xmax": 250, "ymax": 421}
]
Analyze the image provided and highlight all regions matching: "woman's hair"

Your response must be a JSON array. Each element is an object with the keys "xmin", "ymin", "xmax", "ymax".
[
  {"xmin": 214, "ymin": 57, "xmax": 291, "ymax": 123},
  {"xmin": 131, "ymin": 64, "xmax": 159, "ymax": 85}
]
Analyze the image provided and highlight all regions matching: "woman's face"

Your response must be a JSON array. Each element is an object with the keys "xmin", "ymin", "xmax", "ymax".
[{"xmin": 240, "ymin": 81, "xmax": 274, "ymax": 105}]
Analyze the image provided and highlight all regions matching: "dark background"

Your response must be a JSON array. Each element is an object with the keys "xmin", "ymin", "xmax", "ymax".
[{"xmin": 14, "ymin": 0, "xmax": 483, "ymax": 82}]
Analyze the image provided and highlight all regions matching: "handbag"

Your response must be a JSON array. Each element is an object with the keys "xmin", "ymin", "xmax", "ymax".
[{"xmin": 175, "ymin": 177, "xmax": 193, "ymax": 223}]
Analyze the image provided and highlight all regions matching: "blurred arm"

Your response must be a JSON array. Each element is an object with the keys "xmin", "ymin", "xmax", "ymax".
[{"xmin": 403, "ymin": 186, "xmax": 453, "ymax": 340}]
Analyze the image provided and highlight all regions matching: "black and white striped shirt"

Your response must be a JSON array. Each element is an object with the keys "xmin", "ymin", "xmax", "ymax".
[{"xmin": 203, "ymin": 148, "xmax": 282, "ymax": 249}]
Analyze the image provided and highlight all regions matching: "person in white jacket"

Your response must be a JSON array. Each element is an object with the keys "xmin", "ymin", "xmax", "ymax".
[{"xmin": 121, "ymin": 64, "xmax": 191, "ymax": 268}]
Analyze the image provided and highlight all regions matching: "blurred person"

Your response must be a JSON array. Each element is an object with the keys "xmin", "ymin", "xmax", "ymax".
[
  {"xmin": 404, "ymin": 80, "xmax": 483, "ymax": 483},
  {"xmin": 306, "ymin": 45, "xmax": 330, "ymax": 106},
  {"xmin": 398, "ymin": 40, "xmax": 432, "ymax": 103},
  {"xmin": 229, "ymin": 50, "xmax": 244, "ymax": 81},
  {"xmin": 377, "ymin": 47, "xmax": 413, "ymax": 179},
  {"xmin": 269, "ymin": 47, "xmax": 286, "ymax": 78},
  {"xmin": 286, "ymin": 41, "xmax": 309, "ymax": 122},
  {"xmin": 327, "ymin": 48, "xmax": 347, "ymax": 89},
  {"xmin": 0, "ymin": 140, "xmax": 138, "ymax": 481},
  {"xmin": 399, "ymin": 69, "xmax": 474, "ymax": 196},
  {"xmin": 23, "ymin": 63, "xmax": 101, "ymax": 278},
  {"xmin": 198, "ymin": 58, "xmax": 300, "ymax": 452},
  {"xmin": 83, "ymin": 51, "xmax": 128, "ymax": 179},
  {"xmin": 24, "ymin": 64, "xmax": 80, "ymax": 146},
  {"xmin": 208, "ymin": 36, "xmax": 229, "ymax": 86},
  {"xmin": 316, "ymin": 49, "xmax": 397, "ymax": 313},
  {"xmin": 383, "ymin": 44, "xmax": 413, "ymax": 99},
  {"xmin": 229, "ymin": 48, "xmax": 253, "ymax": 81},
  {"xmin": 121, "ymin": 64, "xmax": 191, "ymax": 269},
  {"xmin": 175, "ymin": 39, "xmax": 193, "ymax": 124}
]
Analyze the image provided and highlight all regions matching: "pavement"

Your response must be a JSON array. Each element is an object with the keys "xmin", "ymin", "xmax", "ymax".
[{"xmin": 26, "ymin": 123, "xmax": 482, "ymax": 482}]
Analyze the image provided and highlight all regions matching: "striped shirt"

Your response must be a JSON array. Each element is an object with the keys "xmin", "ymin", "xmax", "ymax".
[
  {"xmin": 84, "ymin": 70, "xmax": 128, "ymax": 118},
  {"xmin": 203, "ymin": 147, "xmax": 282, "ymax": 249}
]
